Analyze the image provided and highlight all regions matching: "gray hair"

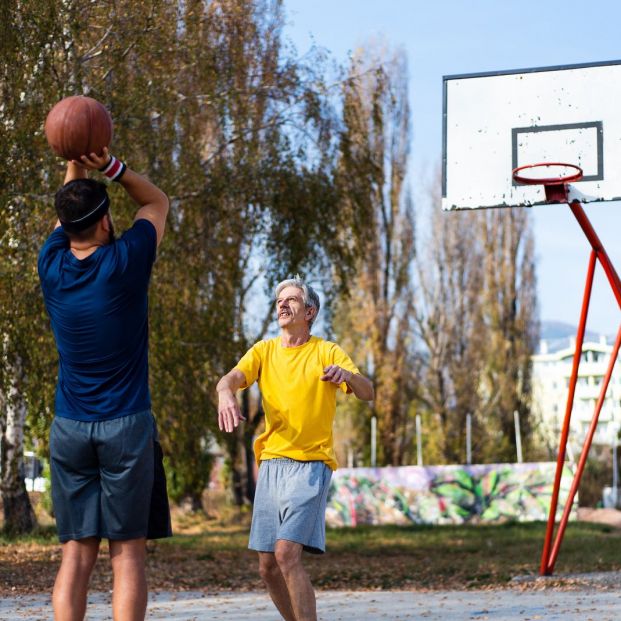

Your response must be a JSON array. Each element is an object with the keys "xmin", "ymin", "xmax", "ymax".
[{"xmin": 274, "ymin": 276, "xmax": 321, "ymax": 330}]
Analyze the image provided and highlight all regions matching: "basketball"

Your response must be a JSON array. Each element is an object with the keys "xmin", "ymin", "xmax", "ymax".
[{"xmin": 45, "ymin": 96, "xmax": 113, "ymax": 161}]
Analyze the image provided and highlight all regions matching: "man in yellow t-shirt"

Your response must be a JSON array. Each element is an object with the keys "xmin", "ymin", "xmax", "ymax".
[{"xmin": 216, "ymin": 277, "xmax": 373, "ymax": 621}]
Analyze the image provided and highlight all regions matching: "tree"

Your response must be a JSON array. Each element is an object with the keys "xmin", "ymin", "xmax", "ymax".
[
  {"xmin": 414, "ymin": 180, "xmax": 538, "ymax": 464},
  {"xmin": 0, "ymin": 0, "xmax": 64, "ymax": 533},
  {"xmin": 1, "ymin": 0, "xmax": 381, "ymax": 516},
  {"xmin": 0, "ymin": 345, "xmax": 37, "ymax": 533},
  {"xmin": 414, "ymin": 195, "xmax": 487, "ymax": 464},
  {"xmin": 477, "ymin": 208, "xmax": 538, "ymax": 461},
  {"xmin": 157, "ymin": 0, "xmax": 366, "ymax": 505},
  {"xmin": 332, "ymin": 45, "xmax": 417, "ymax": 466}
]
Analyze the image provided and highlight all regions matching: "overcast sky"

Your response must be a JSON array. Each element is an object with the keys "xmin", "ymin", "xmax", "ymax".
[{"xmin": 284, "ymin": 0, "xmax": 621, "ymax": 337}]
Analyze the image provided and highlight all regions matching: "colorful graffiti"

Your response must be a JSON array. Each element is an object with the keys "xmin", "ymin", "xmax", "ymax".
[{"xmin": 326, "ymin": 463, "xmax": 575, "ymax": 527}]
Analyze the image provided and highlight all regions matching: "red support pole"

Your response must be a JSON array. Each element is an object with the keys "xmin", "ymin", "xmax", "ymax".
[
  {"xmin": 569, "ymin": 200, "xmax": 621, "ymax": 309},
  {"xmin": 539, "ymin": 249, "xmax": 596, "ymax": 575},
  {"xmin": 540, "ymin": 199, "xmax": 621, "ymax": 575},
  {"xmin": 546, "ymin": 324, "xmax": 621, "ymax": 574}
]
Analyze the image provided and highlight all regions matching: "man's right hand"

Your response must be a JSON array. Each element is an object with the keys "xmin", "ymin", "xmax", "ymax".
[
  {"xmin": 215, "ymin": 369, "xmax": 248, "ymax": 432},
  {"xmin": 76, "ymin": 148, "xmax": 111, "ymax": 172},
  {"xmin": 217, "ymin": 390, "xmax": 246, "ymax": 432}
]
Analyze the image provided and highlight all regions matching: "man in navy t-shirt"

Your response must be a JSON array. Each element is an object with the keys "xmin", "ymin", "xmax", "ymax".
[{"xmin": 38, "ymin": 147, "xmax": 170, "ymax": 621}]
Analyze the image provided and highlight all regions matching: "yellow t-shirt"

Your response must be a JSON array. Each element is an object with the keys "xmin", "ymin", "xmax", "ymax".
[{"xmin": 235, "ymin": 336, "xmax": 360, "ymax": 470}]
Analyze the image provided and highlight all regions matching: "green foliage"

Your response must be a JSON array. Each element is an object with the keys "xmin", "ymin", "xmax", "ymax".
[
  {"xmin": 2, "ymin": 1, "xmax": 540, "ymax": 508},
  {"xmin": 579, "ymin": 447, "xmax": 611, "ymax": 507},
  {"xmin": 164, "ymin": 451, "xmax": 213, "ymax": 506},
  {"xmin": 0, "ymin": 524, "xmax": 57, "ymax": 545},
  {"xmin": 1, "ymin": 0, "xmax": 375, "ymax": 505},
  {"xmin": 38, "ymin": 461, "xmax": 54, "ymax": 518}
]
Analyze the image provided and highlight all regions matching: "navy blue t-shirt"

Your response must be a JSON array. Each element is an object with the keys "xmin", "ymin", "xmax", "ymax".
[{"xmin": 38, "ymin": 219, "xmax": 157, "ymax": 421}]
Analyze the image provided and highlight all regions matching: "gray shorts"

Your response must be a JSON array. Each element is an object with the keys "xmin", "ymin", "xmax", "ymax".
[
  {"xmin": 50, "ymin": 410, "xmax": 172, "ymax": 543},
  {"xmin": 249, "ymin": 458, "xmax": 332, "ymax": 554}
]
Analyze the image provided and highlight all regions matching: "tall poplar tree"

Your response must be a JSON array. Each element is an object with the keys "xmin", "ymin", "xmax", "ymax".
[
  {"xmin": 414, "ymin": 188, "xmax": 538, "ymax": 464},
  {"xmin": 333, "ymin": 45, "xmax": 417, "ymax": 466}
]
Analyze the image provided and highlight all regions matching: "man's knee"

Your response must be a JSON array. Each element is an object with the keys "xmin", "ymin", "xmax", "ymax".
[
  {"xmin": 60, "ymin": 537, "xmax": 100, "ymax": 571},
  {"xmin": 274, "ymin": 541, "xmax": 303, "ymax": 576},
  {"xmin": 258, "ymin": 552, "xmax": 280, "ymax": 582},
  {"xmin": 109, "ymin": 538, "xmax": 147, "ymax": 568}
]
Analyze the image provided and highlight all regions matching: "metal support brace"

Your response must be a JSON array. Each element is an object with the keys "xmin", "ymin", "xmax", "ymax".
[{"xmin": 540, "ymin": 199, "xmax": 621, "ymax": 575}]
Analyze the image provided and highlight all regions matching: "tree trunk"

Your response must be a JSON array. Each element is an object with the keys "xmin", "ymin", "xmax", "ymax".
[
  {"xmin": 225, "ymin": 431, "xmax": 245, "ymax": 507},
  {"xmin": 1, "ymin": 354, "xmax": 37, "ymax": 534},
  {"xmin": 231, "ymin": 464, "xmax": 245, "ymax": 507},
  {"xmin": 179, "ymin": 494, "xmax": 203, "ymax": 513},
  {"xmin": 243, "ymin": 403, "xmax": 263, "ymax": 504}
]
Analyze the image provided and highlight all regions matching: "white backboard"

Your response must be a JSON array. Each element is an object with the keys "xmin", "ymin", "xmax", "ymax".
[{"xmin": 442, "ymin": 60, "xmax": 621, "ymax": 210}]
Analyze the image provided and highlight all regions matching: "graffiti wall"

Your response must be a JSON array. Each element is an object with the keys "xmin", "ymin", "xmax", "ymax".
[{"xmin": 326, "ymin": 462, "xmax": 576, "ymax": 527}]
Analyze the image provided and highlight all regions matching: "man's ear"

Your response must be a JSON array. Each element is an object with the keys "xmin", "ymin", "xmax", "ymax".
[
  {"xmin": 306, "ymin": 306, "xmax": 316, "ymax": 321},
  {"xmin": 100, "ymin": 213, "xmax": 111, "ymax": 232}
]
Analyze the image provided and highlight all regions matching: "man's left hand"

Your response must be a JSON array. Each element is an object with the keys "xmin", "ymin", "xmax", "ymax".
[{"xmin": 321, "ymin": 365, "xmax": 352, "ymax": 385}]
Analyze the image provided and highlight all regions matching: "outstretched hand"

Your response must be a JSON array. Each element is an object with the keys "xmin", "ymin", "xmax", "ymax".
[{"xmin": 320, "ymin": 365, "xmax": 352, "ymax": 386}]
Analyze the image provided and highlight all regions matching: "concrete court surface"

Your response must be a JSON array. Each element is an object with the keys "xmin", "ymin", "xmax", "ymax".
[{"xmin": 2, "ymin": 586, "xmax": 621, "ymax": 621}]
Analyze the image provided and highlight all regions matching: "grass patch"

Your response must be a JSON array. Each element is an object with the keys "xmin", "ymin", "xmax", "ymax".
[
  {"xmin": 0, "ymin": 525, "xmax": 57, "ymax": 545},
  {"xmin": 2, "ymin": 517, "xmax": 621, "ymax": 594}
]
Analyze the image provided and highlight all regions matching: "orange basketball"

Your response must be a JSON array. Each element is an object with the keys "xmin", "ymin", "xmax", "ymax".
[{"xmin": 45, "ymin": 96, "xmax": 113, "ymax": 161}]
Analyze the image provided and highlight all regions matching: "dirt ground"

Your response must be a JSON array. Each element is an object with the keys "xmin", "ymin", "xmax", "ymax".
[
  {"xmin": 2, "ymin": 585, "xmax": 621, "ymax": 620},
  {"xmin": 576, "ymin": 507, "xmax": 621, "ymax": 528},
  {"xmin": 3, "ymin": 506, "xmax": 621, "ymax": 619}
]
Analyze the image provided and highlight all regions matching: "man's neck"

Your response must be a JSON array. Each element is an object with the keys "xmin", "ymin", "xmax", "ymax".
[
  {"xmin": 69, "ymin": 227, "xmax": 110, "ymax": 259},
  {"xmin": 70, "ymin": 237, "xmax": 106, "ymax": 259},
  {"xmin": 280, "ymin": 328, "xmax": 311, "ymax": 348}
]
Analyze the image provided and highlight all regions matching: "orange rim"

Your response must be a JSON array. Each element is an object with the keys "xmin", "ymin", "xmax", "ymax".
[{"xmin": 513, "ymin": 162, "xmax": 583, "ymax": 186}]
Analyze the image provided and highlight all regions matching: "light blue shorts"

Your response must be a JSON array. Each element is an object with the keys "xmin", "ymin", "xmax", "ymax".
[{"xmin": 249, "ymin": 458, "xmax": 332, "ymax": 554}]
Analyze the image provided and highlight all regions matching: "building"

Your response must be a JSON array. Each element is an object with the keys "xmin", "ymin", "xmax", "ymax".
[{"xmin": 532, "ymin": 335, "xmax": 621, "ymax": 451}]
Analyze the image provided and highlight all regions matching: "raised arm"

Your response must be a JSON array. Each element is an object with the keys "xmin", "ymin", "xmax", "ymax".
[
  {"xmin": 77, "ymin": 148, "xmax": 169, "ymax": 246},
  {"xmin": 64, "ymin": 160, "xmax": 88, "ymax": 184},
  {"xmin": 216, "ymin": 369, "xmax": 248, "ymax": 432},
  {"xmin": 121, "ymin": 168, "xmax": 169, "ymax": 247}
]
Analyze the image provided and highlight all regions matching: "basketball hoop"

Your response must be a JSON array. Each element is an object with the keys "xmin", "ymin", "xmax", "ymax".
[
  {"xmin": 512, "ymin": 162, "xmax": 583, "ymax": 203},
  {"xmin": 444, "ymin": 61, "xmax": 621, "ymax": 577}
]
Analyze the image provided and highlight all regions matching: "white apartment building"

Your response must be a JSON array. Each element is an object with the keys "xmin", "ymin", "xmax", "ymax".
[{"xmin": 532, "ymin": 336, "xmax": 621, "ymax": 450}]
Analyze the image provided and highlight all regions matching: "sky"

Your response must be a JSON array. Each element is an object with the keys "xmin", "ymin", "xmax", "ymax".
[{"xmin": 284, "ymin": 0, "xmax": 621, "ymax": 338}]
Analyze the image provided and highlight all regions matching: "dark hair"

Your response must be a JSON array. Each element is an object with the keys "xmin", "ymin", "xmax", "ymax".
[{"xmin": 55, "ymin": 179, "xmax": 109, "ymax": 235}]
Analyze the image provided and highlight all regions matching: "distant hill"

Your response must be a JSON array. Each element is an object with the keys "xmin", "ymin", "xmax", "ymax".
[
  {"xmin": 540, "ymin": 320, "xmax": 599, "ymax": 342},
  {"xmin": 538, "ymin": 320, "xmax": 611, "ymax": 354}
]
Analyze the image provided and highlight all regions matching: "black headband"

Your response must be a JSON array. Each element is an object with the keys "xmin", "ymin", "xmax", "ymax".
[{"xmin": 60, "ymin": 194, "xmax": 110, "ymax": 232}]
